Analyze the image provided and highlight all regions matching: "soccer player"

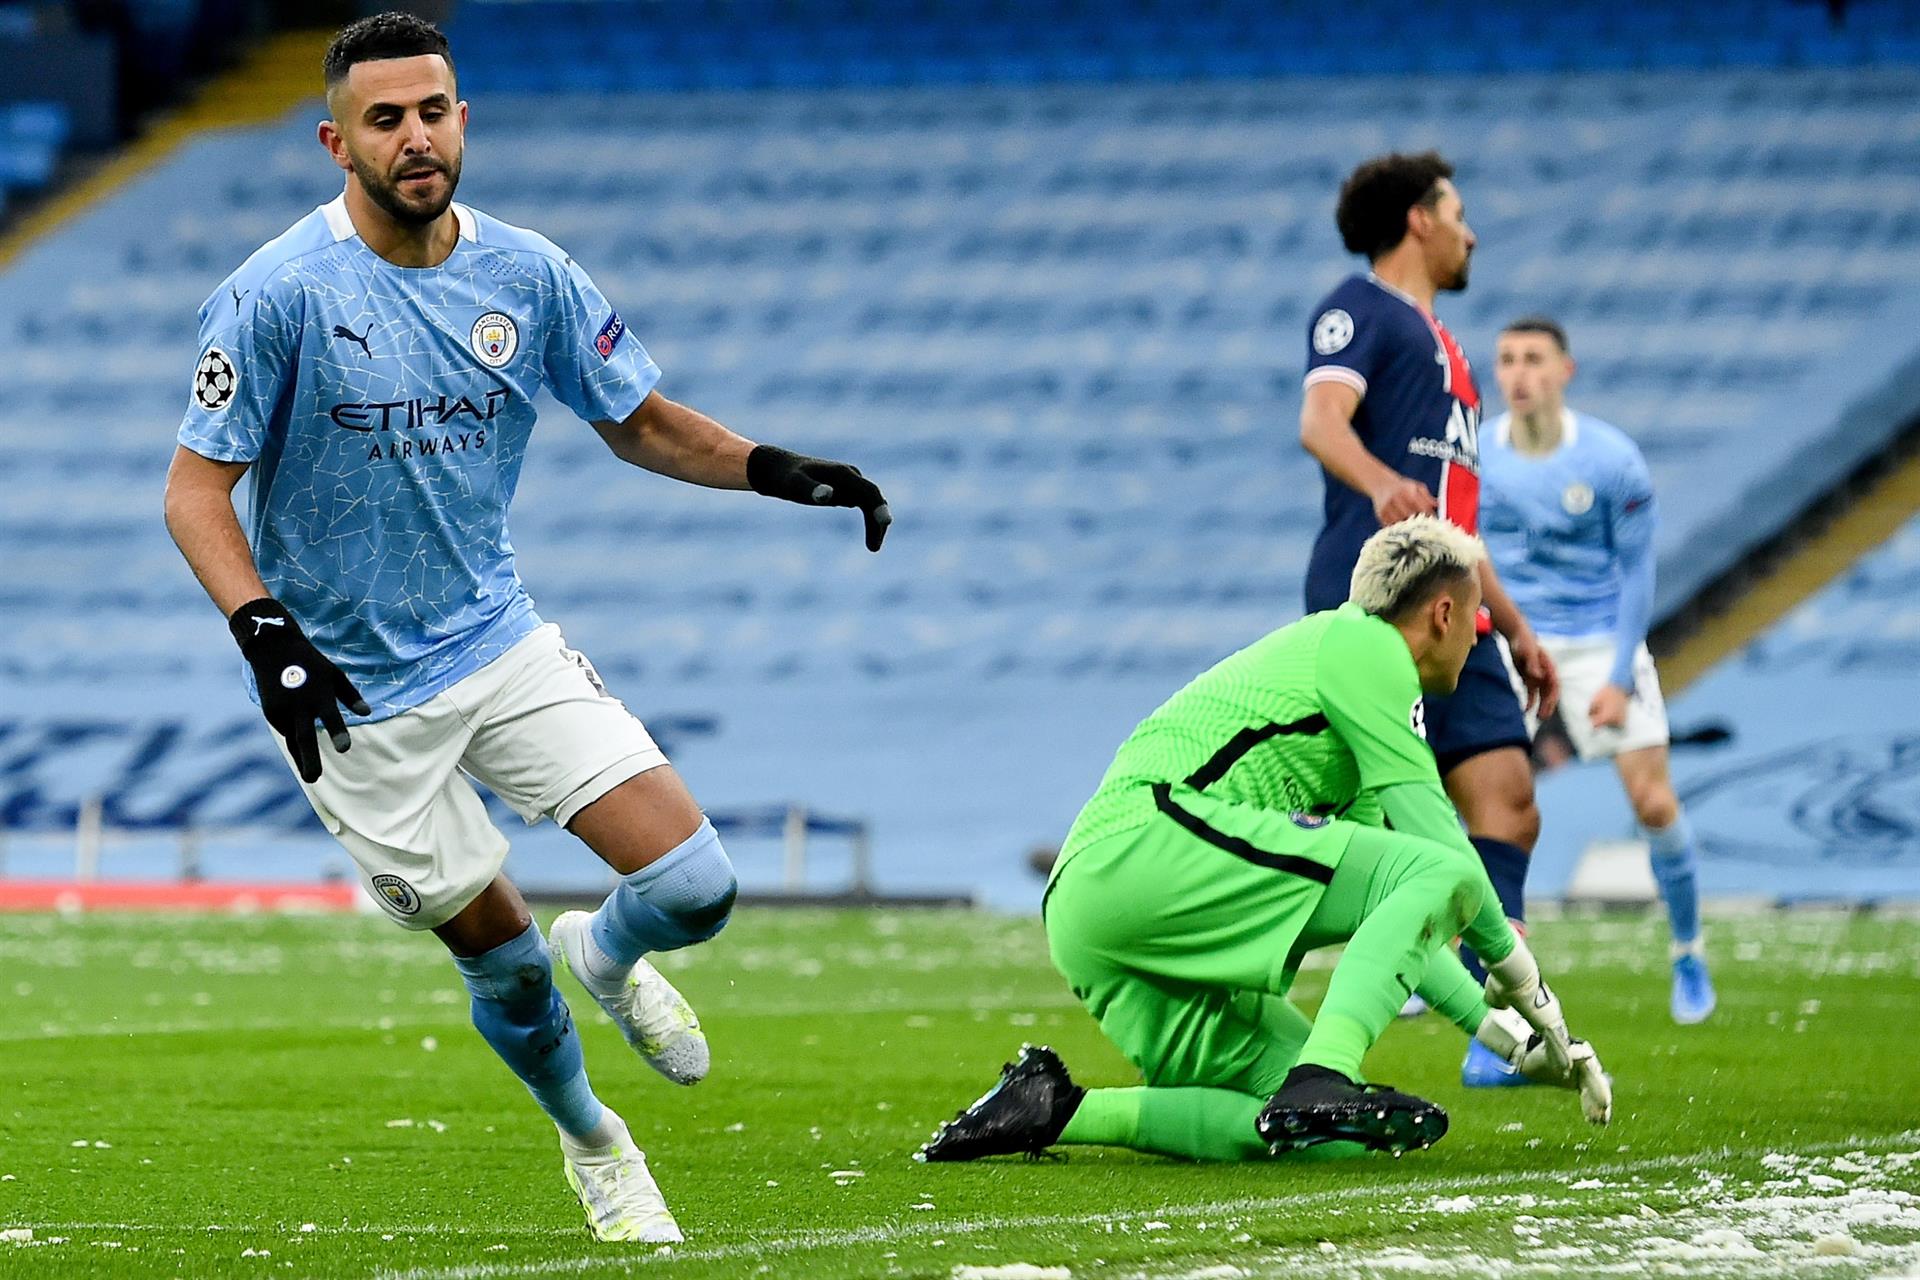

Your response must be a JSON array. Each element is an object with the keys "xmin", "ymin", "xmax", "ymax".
[
  {"xmin": 1298, "ymin": 151, "xmax": 1560, "ymax": 1087},
  {"xmin": 162, "ymin": 14, "xmax": 891, "ymax": 1242},
  {"xmin": 1483, "ymin": 316, "xmax": 1715, "ymax": 1024},
  {"xmin": 919, "ymin": 519, "xmax": 1608, "ymax": 1165}
]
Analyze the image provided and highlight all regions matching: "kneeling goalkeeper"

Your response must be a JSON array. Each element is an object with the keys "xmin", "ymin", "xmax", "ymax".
[{"xmin": 922, "ymin": 517, "xmax": 1608, "ymax": 1162}]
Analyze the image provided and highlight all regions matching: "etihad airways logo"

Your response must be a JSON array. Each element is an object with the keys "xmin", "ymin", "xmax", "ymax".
[
  {"xmin": 329, "ymin": 388, "xmax": 511, "ymax": 433},
  {"xmin": 330, "ymin": 388, "xmax": 512, "ymax": 463}
]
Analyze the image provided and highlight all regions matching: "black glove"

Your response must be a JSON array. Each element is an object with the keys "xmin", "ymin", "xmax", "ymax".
[
  {"xmin": 746, "ymin": 444, "xmax": 892, "ymax": 551},
  {"xmin": 229, "ymin": 598, "xmax": 370, "ymax": 784}
]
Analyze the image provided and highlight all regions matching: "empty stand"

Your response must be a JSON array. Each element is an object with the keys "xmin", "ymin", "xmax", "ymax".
[
  {"xmin": 448, "ymin": 0, "xmax": 1920, "ymax": 93},
  {"xmin": 4, "ymin": 65, "xmax": 1920, "ymax": 903}
]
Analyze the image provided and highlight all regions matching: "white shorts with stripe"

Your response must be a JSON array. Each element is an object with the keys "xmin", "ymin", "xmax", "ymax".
[
  {"xmin": 1509, "ymin": 634, "xmax": 1671, "ymax": 763},
  {"xmin": 279, "ymin": 623, "xmax": 667, "ymax": 929}
]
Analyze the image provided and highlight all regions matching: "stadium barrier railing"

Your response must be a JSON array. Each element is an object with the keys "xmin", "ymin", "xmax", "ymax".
[{"xmin": 0, "ymin": 797, "xmax": 973, "ymax": 911}]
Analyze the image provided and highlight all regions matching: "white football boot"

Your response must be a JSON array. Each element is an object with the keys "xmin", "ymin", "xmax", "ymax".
[
  {"xmin": 560, "ymin": 1112, "xmax": 683, "ymax": 1243},
  {"xmin": 550, "ymin": 910, "xmax": 709, "ymax": 1085}
]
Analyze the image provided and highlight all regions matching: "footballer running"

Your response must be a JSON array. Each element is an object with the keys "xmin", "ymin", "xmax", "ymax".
[{"xmin": 164, "ymin": 13, "xmax": 890, "ymax": 1242}]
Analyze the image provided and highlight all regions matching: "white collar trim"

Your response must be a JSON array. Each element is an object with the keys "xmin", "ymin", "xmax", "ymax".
[
  {"xmin": 319, "ymin": 193, "xmax": 477, "ymax": 244},
  {"xmin": 1365, "ymin": 272, "xmax": 1423, "ymax": 310},
  {"xmin": 320, "ymin": 193, "xmax": 355, "ymax": 241}
]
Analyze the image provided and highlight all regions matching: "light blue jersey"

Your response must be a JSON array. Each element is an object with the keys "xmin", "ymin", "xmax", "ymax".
[
  {"xmin": 1481, "ymin": 408, "xmax": 1656, "ymax": 689},
  {"xmin": 179, "ymin": 195, "xmax": 660, "ymax": 721}
]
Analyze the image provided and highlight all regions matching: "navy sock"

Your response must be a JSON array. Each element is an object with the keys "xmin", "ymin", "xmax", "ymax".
[
  {"xmin": 453, "ymin": 921, "xmax": 604, "ymax": 1139},
  {"xmin": 1473, "ymin": 836, "xmax": 1531, "ymax": 922},
  {"xmin": 1459, "ymin": 836, "xmax": 1531, "ymax": 984}
]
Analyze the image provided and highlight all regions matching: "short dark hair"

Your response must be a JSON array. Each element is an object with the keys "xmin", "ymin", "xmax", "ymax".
[
  {"xmin": 323, "ymin": 11, "xmax": 453, "ymax": 89},
  {"xmin": 1335, "ymin": 151, "xmax": 1454, "ymax": 260},
  {"xmin": 1502, "ymin": 314, "xmax": 1570, "ymax": 353}
]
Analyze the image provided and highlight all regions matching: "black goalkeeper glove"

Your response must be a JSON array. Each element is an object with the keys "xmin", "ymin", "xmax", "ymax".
[
  {"xmin": 229, "ymin": 598, "xmax": 370, "ymax": 784},
  {"xmin": 746, "ymin": 444, "xmax": 892, "ymax": 552}
]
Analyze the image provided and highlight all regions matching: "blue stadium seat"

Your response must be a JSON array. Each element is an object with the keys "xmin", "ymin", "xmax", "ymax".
[{"xmin": 0, "ymin": 140, "xmax": 55, "ymax": 189}]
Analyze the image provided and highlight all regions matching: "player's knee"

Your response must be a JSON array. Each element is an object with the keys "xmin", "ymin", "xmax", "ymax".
[
  {"xmin": 1409, "ymin": 839, "xmax": 1484, "ymax": 917},
  {"xmin": 1433, "ymin": 844, "xmax": 1487, "ymax": 921},
  {"xmin": 1632, "ymin": 784, "xmax": 1679, "ymax": 831},
  {"xmin": 1472, "ymin": 795, "xmax": 1541, "ymax": 852},
  {"xmin": 1454, "ymin": 768, "xmax": 1540, "ymax": 851},
  {"xmin": 626, "ymin": 818, "xmax": 737, "ymax": 950},
  {"xmin": 1511, "ymin": 798, "xmax": 1542, "ymax": 852}
]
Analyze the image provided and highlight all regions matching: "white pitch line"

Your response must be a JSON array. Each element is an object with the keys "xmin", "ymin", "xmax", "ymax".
[{"xmin": 372, "ymin": 1131, "xmax": 1920, "ymax": 1280}]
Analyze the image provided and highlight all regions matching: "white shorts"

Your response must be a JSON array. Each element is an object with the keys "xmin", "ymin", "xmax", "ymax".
[
  {"xmin": 282, "ymin": 623, "xmax": 668, "ymax": 930},
  {"xmin": 1514, "ymin": 634, "xmax": 1670, "ymax": 763}
]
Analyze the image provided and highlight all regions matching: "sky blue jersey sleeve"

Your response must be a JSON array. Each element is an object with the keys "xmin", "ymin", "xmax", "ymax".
[
  {"xmin": 1606, "ymin": 442, "xmax": 1657, "ymax": 689},
  {"xmin": 541, "ymin": 256, "xmax": 661, "ymax": 425},
  {"xmin": 177, "ymin": 278, "xmax": 300, "ymax": 463}
]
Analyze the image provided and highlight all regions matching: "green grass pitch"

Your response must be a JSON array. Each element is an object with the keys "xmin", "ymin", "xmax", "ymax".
[{"xmin": 1, "ymin": 906, "xmax": 1916, "ymax": 1278}]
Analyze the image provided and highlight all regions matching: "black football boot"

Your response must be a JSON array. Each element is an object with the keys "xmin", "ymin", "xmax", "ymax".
[
  {"xmin": 917, "ymin": 1045, "xmax": 1086, "ymax": 1162},
  {"xmin": 1255, "ymin": 1063, "xmax": 1448, "ymax": 1155}
]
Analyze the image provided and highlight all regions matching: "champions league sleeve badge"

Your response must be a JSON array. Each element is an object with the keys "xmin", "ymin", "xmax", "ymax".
[
  {"xmin": 1313, "ymin": 308, "xmax": 1355, "ymax": 356},
  {"xmin": 193, "ymin": 347, "xmax": 239, "ymax": 411},
  {"xmin": 471, "ymin": 312, "xmax": 519, "ymax": 368}
]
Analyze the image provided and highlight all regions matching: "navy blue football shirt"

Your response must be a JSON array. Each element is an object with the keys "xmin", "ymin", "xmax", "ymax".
[{"xmin": 1301, "ymin": 273, "xmax": 1483, "ymax": 611}]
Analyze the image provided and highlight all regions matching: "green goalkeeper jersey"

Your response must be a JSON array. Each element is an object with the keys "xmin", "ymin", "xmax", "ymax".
[{"xmin": 1058, "ymin": 603, "xmax": 1441, "ymax": 866}]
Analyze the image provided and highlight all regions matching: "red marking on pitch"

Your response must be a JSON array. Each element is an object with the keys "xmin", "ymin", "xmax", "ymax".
[{"xmin": 0, "ymin": 880, "xmax": 361, "ymax": 913}]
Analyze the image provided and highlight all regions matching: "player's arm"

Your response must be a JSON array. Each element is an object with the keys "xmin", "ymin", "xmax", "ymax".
[
  {"xmin": 1298, "ymin": 381, "xmax": 1436, "ymax": 524},
  {"xmin": 592, "ymin": 392, "xmax": 892, "ymax": 552},
  {"xmin": 1593, "ymin": 451, "xmax": 1658, "ymax": 726},
  {"xmin": 164, "ymin": 445, "xmax": 369, "ymax": 782},
  {"xmin": 163, "ymin": 446, "xmax": 268, "ymax": 614},
  {"xmin": 1379, "ymin": 779, "xmax": 1611, "ymax": 1121},
  {"xmin": 549, "ymin": 248, "xmax": 891, "ymax": 550},
  {"xmin": 592, "ymin": 392, "xmax": 752, "ymax": 489},
  {"xmin": 170, "ymin": 281, "xmax": 367, "ymax": 781},
  {"xmin": 1316, "ymin": 617, "xmax": 1487, "ymax": 874},
  {"xmin": 1319, "ymin": 624, "xmax": 1606, "ymax": 1117},
  {"xmin": 1478, "ymin": 557, "xmax": 1558, "ymax": 717}
]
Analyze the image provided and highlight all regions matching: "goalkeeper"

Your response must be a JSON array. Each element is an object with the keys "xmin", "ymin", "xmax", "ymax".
[{"xmin": 921, "ymin": 517, "xmax": 1607, "ymax": 1163}]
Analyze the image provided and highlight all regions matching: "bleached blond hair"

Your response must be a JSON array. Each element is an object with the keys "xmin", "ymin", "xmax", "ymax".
[{"xmin": 1349, "ymin": 515, "xmax": 1485, "ymax": 620}]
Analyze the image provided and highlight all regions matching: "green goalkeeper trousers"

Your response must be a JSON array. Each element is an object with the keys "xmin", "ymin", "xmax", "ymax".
[{"xmin": 1042, "ymin": 784, "xmax": 1490, "ymax": 1162}]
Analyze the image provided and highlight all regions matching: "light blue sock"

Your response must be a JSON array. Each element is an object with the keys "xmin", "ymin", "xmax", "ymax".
[
  {"xmin": 1644, "ymin": 811, "xmax": 1702, "ymax": 948},
  {"xmin": 589, "ymin": 817, "xmax": 737, "ymax": 968},
  {"xmin": 453, "ymin": 921, "xmax": 605, "ymax": 1139}
]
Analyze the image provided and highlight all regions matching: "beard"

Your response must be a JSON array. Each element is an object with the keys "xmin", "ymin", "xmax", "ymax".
[
  {"xmin": 1441, "ymin": 251, "xmax": 1471, "ymax": 293},
  {"xmin": 350, "ymin": 147, "xmax": 462, "ymax": 227}
]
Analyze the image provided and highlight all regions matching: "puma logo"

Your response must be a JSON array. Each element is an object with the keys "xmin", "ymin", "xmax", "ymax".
[
  {"xmin": 252, "ymin": 616, "xmax": 286, "ymax": 636},
  {"xmin": 332, "ymin": 324, "xmax": 373, "ymax": 358}
]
